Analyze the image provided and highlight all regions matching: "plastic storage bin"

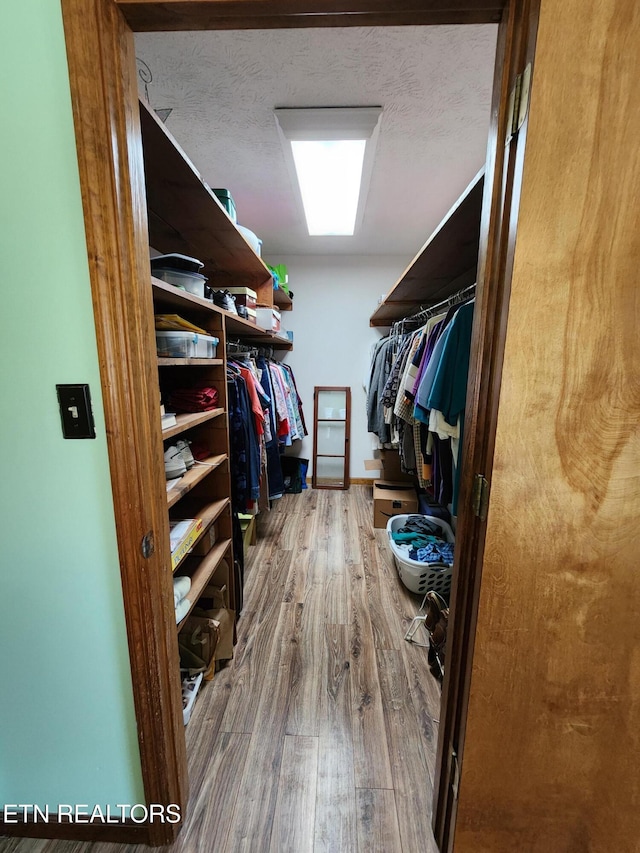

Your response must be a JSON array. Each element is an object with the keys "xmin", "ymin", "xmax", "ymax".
[
  {"xmin": 255, "ymin": 307, "xmax": 281, "ymax": 332},
  {"xmin": 236, "ymin": 224, "xmax": 262, "ymax": 256},
  {"xmin": 153, "ymin": 267, "xmax": 208, "ymax": 298},
  {"xmin": 151, "ymin": 253, "xmax": 204, "ymax": 274},
  {"xmin": 386, "ymin": 514, "xmax": 455, "ymax": 596},
  {"xmin": 156, "ymin": 331, "xmax": 219, "ymax": 359}
]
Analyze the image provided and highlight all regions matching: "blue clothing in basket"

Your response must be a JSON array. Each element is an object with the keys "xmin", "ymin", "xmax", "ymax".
[{"xmin": 409, "ymin": 541, "xmax": 455, "ymax": 566}]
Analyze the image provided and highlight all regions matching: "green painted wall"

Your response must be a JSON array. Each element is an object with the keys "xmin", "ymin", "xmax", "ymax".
[{"xmin": 0, "ymin": 1, "xmax": 144, "ymax": 808}]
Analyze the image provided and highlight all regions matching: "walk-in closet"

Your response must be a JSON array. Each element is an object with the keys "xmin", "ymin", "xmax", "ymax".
[
  {"xmin": 3, "ymin": 1, "xmax": 639, "ymax": 852},
  {"xmin": 126, "ymin": 23, "xmax": 497, "ymax": 850}
]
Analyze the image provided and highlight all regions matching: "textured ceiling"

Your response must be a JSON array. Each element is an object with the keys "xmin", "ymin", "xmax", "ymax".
[{"xmin": 135, "ymin": 25, "xmax": 497, "ymax": 258}]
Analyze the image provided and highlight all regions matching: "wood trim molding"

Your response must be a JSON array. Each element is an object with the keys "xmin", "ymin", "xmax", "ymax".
[
  {"xmin": 431, "ymin": 0, "xmax": 541, "ymax": 849},
  {"xmin": 0, "ymin": 817, "xmax": 148, "ymax": 844},
  {"xmin": 116, "ymin": 0, "xmax": 504, "ymax": 31},
  {"xmin": 60, "ymin": 0, "xmax": 187, "ymax": 845},
  {"xmin": 55, "ymin": 0, "xmax": 521, "ymax": 846}
]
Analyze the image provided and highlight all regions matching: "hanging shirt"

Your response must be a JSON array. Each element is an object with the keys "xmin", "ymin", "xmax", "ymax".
[
  {"xmin": 281, "ymin": 364, "xmax": 306, "ymax": 440},
  {"xmin": 269, "ymin": 363, "xmax": 290, "ymax": 439},
  {"xmin": 426, "ymin": 300, "xmax": 475, "ymax": 514},
  {"xmin": 426, "ymin": 300, "xmax": 475, "ymax": 428},
  {"xmin": 413, "ymin": 324, "xmax": 452, "ymax": 423},
  {"xmin": 237, "ymin": 365, "xmax": 265, "ymax": 437}
]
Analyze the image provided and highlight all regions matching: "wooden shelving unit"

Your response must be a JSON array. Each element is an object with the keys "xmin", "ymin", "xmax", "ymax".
[
  {"xmin": 171, "ymin": 497, "xmax": 230, "ymax": 575},
  {"xmin": 161, "ymin": 409, "xmax": 225, "ymax": 440},
  {"xmin": 273, "ymin": 289, "xmax": 293, "ymax": 311},
  {"xmin": 141, "ymin": 90, "xmax": 298, "ymax": 768},
  {"xmin": 369, "ymin": 171, "xmax": 484, "ymax": 327},
  {"xmin": 176, "ymin": 539, "xmax": 233, "ymax": 631},
  {"xmin": 141, "ymin": 101, "xmax": 274, "ymax": 304},
  {"xmin": 240, "ymin": 332, "xmax": 293, "ymax": 351},
  {"xmin": 166, "ymin": 454, "xmax": 227, "ymax": 509},
  {"xmin": 223, "ymin": 311, "xmax": 268, "ymax": 337},
  {"xmin": 152, "ymin": 275, "xmax": 293, "ymax": 349}
]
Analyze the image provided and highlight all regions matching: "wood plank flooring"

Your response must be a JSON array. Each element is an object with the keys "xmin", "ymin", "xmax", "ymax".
[{"xmin": 0, "ymin": 486, "xmax": 441, "ymax": 853}]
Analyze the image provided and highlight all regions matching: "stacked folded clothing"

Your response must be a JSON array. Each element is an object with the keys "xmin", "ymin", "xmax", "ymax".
[
  {"xmin": 169, "ymin": 384, "xmax": 219, "ymax": 413},
  {"xmin": 174, "ymin": 576, "xmax": 191, "ymax": 623}
]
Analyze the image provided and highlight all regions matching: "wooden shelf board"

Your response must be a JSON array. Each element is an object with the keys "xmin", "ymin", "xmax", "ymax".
[
  {"xmin": 173, "ymin": 496, "xmax": 230, "ymax": 529},
  {"xmin": 369, "ymin": 171, "xmax": 484, "ymax": 327},
  {"xmin": 140, "ymin": 100, "xmax": 273, "ymax": 291},
  {"xmin": 161, "ymin": 409, "xmax": 225, "ymax": 440},
  {"xmin": 171, "ymin": 498, "xmax": 230, "ymax": 574},
  {"xmin": 223, "ymin": 312, "xmax": 268, "ymax": 337},
  {"xmin": 151, "ymin": 276, "xmax": 272, "ymax": 339},
  {"xmin": 152, "ymin": 276, "xmax": 223, "ymax": 316},
  {"xmin": 176, "ymin": 538, "xmax": 232, "ymax": 632},
  {"xmin": 240, "ymin": 333, "xmax": 293, "ymax": 350},
  {"xmin": 166, "ymin": 454, "xmax": 227, "ymax": 509},
  {"xmin": 273, "ymin": 290, "xmax": 293, "ymax": 310}
]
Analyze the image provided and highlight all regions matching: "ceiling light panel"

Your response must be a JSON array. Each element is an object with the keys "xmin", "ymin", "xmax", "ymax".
[{"xmin": 275, "ymin": 107, "xmax": 382, "ymax": 237}]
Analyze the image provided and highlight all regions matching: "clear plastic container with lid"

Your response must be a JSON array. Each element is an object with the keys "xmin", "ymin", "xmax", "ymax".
[{"xmin": 155, "ymin": 331, "xmax": 219, "ymax": 359}]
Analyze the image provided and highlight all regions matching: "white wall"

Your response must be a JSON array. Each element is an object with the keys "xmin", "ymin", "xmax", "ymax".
[{"xmin": 263, "ymin": 254, "xmax": 409, "ymax": 480}]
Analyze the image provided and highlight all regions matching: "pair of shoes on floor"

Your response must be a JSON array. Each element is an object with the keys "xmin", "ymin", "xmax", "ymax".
[
  {"xmin": 424, "ymin": 591, "xmax": 449, "ymax": 681},
  {"xmin": 164, "ymin": 440, "xmax": 195, "ymax": 480}
]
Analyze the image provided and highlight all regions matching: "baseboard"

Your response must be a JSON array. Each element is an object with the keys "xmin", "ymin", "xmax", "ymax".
[
  {"xmin": 0, "ymin": 816, "xmax": 151, "ymax": 844},
  {"xmin": 350, "ymin": 478, "xmax": 376, "ymax": 485}
]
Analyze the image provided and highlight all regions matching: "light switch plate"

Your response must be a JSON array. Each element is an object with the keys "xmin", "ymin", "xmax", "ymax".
[{"xmin": 56, "ymin": 384, "xmax": 96, "ymax": 439}]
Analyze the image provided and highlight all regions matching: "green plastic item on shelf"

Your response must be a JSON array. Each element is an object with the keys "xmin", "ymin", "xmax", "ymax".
[{"xmin": 268, "ymin": 263, "xmax": 289, "ymax": 295}]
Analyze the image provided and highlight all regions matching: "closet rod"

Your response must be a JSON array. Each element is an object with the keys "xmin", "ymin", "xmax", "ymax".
[
  {"xmin": 226, "ymin": 339, "xmax": 275, "ymax": 359},
  {"xmin": 405, "ymin": 282, "xmax": 476, "ymax": 325},
  {"xmin": 226, "ymin": 339, "xmax": 257, "ymax": 355}
]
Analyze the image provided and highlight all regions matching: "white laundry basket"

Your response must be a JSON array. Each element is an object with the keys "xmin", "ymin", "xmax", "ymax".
[{"xmin": 386, "ymin": 514, "xmax": 455, "ymax": 596}]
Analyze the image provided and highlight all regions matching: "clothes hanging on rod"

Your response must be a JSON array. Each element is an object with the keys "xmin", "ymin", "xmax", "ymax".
[
  {"xmin": 401, "ymin": 283, "xmax": 477, "ymax": 328},
  {"xmin": 226, "ymin": 347, "xmax": 307, "ymax": 515},
  {"xmin": 367, "ymin": 284, "xmax": 476, "ymax": 516}
]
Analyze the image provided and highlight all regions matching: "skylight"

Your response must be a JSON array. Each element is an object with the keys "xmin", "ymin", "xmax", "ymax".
[
  {"xmin": 290, "ymin": 139, "xmax": 366, "ymax": 235},
  {"xmin": 275, "ymin": 107, "xmax": 382, "ymax": 238}
]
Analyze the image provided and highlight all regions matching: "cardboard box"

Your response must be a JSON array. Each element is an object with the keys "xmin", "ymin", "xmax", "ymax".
[
  {"xmin": 365, "ymin": 449, "xmax": 414, "ymax": 484},
  {"xmin": 196, "ymin": 583, "xmax": 234, "ymax": 661},
  {"xmin": 380, "ymin": 449, "xmax": 413, "ymax": 482},
  {"xmin": 190, "ymin": 521, "xmax": 217, "ymax": 557},
  {"xmin": 373, "ymin": 479, "xmax": 418, "ymax": 528},
  {"xmin": 170, "ymin": 518, "xmax": 204, "ymax": 571},
  {"xmin": 228, "ymin": 287, "xmax": 257, "ymax": 311}
]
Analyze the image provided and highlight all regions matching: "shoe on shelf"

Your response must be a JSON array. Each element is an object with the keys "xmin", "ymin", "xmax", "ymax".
[
  {"xmin": 175, "ymin": 439, "xmax": 195, "ymax": 469},
  {"xmin": 211, "ymin": 289, "xmax": 238, "ymax": 314},
  {"xmin": 181, "ymin": 671, "xmax": 203, "ymax": 726},
  {"xmin": 164, "ymin": 445, "xmax": 187, "ymax": 480}
]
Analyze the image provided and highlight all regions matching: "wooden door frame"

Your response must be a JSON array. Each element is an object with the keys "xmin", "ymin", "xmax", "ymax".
[
  {"xmin": 10, "ymin": 0, "xmax": 532, "ymax": 846},
  {"xmin": 312, "ymin": 386, "xmax": 351, "ymax": 490},
  {"xmin": 431, "ymin": 1, "xmax": 540, "ymax": 849}
]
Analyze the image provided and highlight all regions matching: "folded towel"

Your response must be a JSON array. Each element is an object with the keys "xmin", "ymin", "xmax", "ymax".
[
  {"xmin": 175, "ymin": 597, "xmax": 191, "ymax": 624},
  {"xmin": 173, "ymin": 576, "xmax": 191, "ymax": 607},
  {"xmin": 169, "ymin": 385, "xmax": 219, "ymax": 413}
]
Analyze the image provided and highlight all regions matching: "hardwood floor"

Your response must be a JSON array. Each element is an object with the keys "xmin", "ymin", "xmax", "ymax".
[{"xmin": 1, "ymin": 486, "xmax": 441, "ymax": 853}]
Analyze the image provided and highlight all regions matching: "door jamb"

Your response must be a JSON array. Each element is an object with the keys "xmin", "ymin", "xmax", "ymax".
[
  {"xmin": 431, "ymin": 0, "xmax": 541, "ymax": 848},
  {"xmin": 25, "ymin": 0, "xmax": 531, "ymax": 846}
]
